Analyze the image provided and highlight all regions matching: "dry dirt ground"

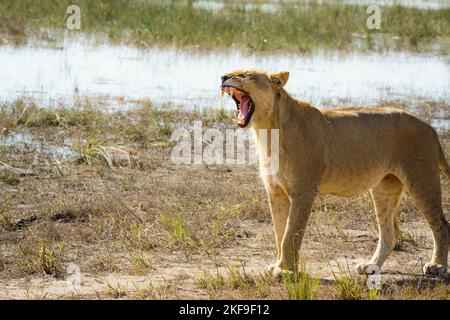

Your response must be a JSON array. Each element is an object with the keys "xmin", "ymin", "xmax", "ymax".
[{"xmin": 0, "ymin": 99, "xmax": 449, "ymax": 299}]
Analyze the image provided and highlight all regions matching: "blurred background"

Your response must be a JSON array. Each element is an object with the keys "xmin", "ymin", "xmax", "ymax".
[{"xmin": 0, "ymin": 0, "xmax": 449, "ymax": 116}]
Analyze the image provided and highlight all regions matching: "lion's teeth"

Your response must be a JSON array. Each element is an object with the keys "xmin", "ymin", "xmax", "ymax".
[{"xmin": 221, "ymin": 88, "xmax": 225, "ymax": 97}]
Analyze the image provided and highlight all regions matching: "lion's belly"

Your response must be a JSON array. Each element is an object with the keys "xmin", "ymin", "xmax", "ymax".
[{"xmin": 318, "ymin": 167, "xmax": 387, "ymax": 197}]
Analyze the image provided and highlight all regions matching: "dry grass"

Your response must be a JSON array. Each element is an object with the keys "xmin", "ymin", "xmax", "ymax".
[{"xmin": 0, "ymin": 97, "xmax": 449, "ymax": 299}]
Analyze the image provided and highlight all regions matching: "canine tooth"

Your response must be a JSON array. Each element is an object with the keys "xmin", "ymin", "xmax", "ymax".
[{"xmin": 221, "ymin": 88, "xmax": 225, "ymax": 97}]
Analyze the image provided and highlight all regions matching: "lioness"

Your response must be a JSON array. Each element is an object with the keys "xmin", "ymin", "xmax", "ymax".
[{"xmin": 220, "ymin": 69, "xmax": 450, "ymax": 276}]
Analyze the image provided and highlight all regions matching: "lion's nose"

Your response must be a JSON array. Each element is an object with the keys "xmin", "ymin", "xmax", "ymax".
[{"xmin": 221, "ymin": 75, "xmax": 230, "ymax": 83}]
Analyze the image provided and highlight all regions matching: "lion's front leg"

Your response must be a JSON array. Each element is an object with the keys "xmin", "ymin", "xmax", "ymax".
[
  {"xmin": 266, "ymin": 187, "xmax": 290, "ymax": 272},
  {"xmin": 274, "ymin": 188, "xmax": 316, "ymax": 275}
]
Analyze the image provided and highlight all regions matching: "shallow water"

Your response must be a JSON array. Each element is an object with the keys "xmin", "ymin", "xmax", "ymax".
[
  {"xmin": 0, "ymin": 132, "xmax": 76, "ymax": 158},
  {"xmin": 0, "ymin": 40, "xmax": 449, "ymax": 112},
  {"xmin": 193, "ymin": 0, "xmax": 450, "ymax": 11}
]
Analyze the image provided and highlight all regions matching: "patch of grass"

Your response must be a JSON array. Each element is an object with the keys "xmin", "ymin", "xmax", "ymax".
[
  {"xmin": 397, "ymin": 229, "xmax": 428, "ymax": 249},
  {"xmin": 117, "ymin": 217, "xmax": 156, "ymax": 252},
  {"xmin": 283, "ymin": 260, "xmax": 320, "ymax": 300},
  {"xmin": 331, "ymin": 265, "xmax": 380, "ymax": 300},
  {"xmin": 0, "ymin": 1, "xmax": 449, "ymax": 53},
  {"xmin": 0, "ymin": 98, "xmax": 235, "ymax": 153},
  {"xmin": 87, "ymin": 254, "xmax": 121, "ymax": 273},
  {"xmin": 121, "ymin": 103, "xmax": 178, "ymax": 143},
  {"xmin": 128, "ymin": 251, "xmax": 153, "ymax": 275},
  {"xmin": 133, "ymin": 281, "xmax": 172, "ymax": 300},
  {"xmin": 226, "ymin": 267, "xmax": 257, "ymax": 290},
  {"xmin": 385, "ymin": 279, "xmax": 450, "ymax": 300},
  {"xmin": 0, "ymin": 169, "xmax": 20, "ymax": 185},
  {"xmin": 332, "ymin": 272, "xmax": 367, "ymax": 300},
  {"xmin": 73, "ymin": 140, "xmax": 134, "ymax": 167},
  {"xmin": 0, "ymin": 96, "xmax": 448, "ymax": 299},
  {"xmin": 160, "ymin": 212, "xmax": 203, "ymax": 252},
  {"xmin": 195, "ymin": 267, "xmax": 280, "ymax": 299},
  {"xmin": 0, "ymin": 200, "xmax": 13, "ymax": 231},
  {"xmin": 17, "ymin": 240, "xmax": 65, "ymax": 277},
  {"xmin": 195, "ymin": 269, "xmax": 226, "ymax": 297},
  {"xmin": 103, "ymin": 283, "xmax": 128, "ymax": 299},
  {"xmin": 225, "ymin": 189, "xmax": 268, "ymax": 221},
  {"xmin": 0, "ymin": 98, "xmax": 109, "ymax": 130}
]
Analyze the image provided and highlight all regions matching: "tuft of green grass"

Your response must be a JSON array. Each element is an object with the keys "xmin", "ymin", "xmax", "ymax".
[
  {"xmin": 0, "ymin": 169, "xmax": 20, "ymax": 186},
  {"xmin": 226, "ymin": 267, "xmax": 257, "ymax": 290},
  {"xmin": 133, "ymin": 281, "xmax": 171, "ymax": 300},
  {"xmin": 396, "ymin": 229, "xmax": 428, "ymax": 251},
  {"xmin": 159, "ymin": 212, "xmax": 203, "ymax": 252},
  {"xmin": 73, "ymin": 139, "xmax": 136, "ymax": 167},
  {"xmin": 0, "ymin": 199, "xmax": 13, "ymax": 231},
  {"xmin": 17, "ymin": 240, "xmax": 65, "ymax": 277},
  {"xmin": 332, "ymin": 273, "xmax": 366, "ymax": 300},
  {"xmin": 195, "ymin": 267, "xmax": 280, "ymax": 299},
  {"xmin": 0, "ymin": 98, "xmax": 108, "ymax": 130},
  {"xmin": 128, "ymin": 251, "xmax": 153, "ymax": 275},
  {"xmin": 195, "ymin": 268, "xmax": 226, "ymax": 297},
  {"xmin": 88, "ymin": 254, "xmax": 121, "ymax": 273},
  {"xmin": 330, "ymin": 264, "xmax": 380, "ymax": 300},
  {"xmin": 0, "ymin": 1, "xmax": 448, "ymax": 53},
  {"xmin": 103, "ymin": 283, "xmax": 128, "ymax": 299},
  {"xmin": 283, "ymin": 259, "xmax": 320, "ymax": 300}
]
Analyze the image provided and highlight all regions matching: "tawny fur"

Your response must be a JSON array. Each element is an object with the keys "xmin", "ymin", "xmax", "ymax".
[{"xmin": 221, "ymin": 69, "xmax": 450, "ymax": 277}]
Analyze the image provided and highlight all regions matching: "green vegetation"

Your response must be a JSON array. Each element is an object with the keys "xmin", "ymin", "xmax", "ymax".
[
  {"xmin": 0, "ymin": 0, "xmax": 449, "ymax": 52},
  {"xmin": 0, "ymin": 97, "xmax": 449, "ymax": 299},
  {"xmin": 0, "ymin": 98, "xmax": 235, "ymax": 147},
  {"xmin": 283, "ymin": 264, "xmax": 320, "ymax": 300},
  {"xmin": 17, "ymin": 240, "xmax": 65, "ymax": 276}
]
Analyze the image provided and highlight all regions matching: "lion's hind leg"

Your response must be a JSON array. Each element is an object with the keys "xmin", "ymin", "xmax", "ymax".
[
  {"xmin": 356, "ymin": 174, "xmax": 404, "ymax": 275},
  {"xmin": 404, "ymin": 165, "xmax": 449, "ymax": 276}
]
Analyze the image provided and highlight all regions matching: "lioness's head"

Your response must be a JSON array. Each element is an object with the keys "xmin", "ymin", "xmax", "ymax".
[{"xmin": 220, "ymin": 70, "xmax": 289, "ymax": 128}]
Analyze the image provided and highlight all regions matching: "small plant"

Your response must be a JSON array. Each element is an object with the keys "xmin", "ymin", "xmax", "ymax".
[
  {"xmin": 103, "ymin": 283, "xmax": 127, "ymax": 299},
  {"xmin": 330, "ymin": 264, "xmax": 377, "ymax": 300},
  {"xmin": 1, "ymin": 169, "xmax": 19, "ymax": 185},
  {"xmin": 395, "ymin": 228, "xmax": 428, "ymax": 252},
  {"xmin": 88, "ymin": 254, "xmax": 120, "ymax": 273},
  {"xmin": 74, "ymin": 140, "xmax": 134, "ymax": 167},
  {"xmin": 283, "ymin": 259, "xmax": 320, "ymax": 300},
  {"xmin": 22, "ymin": 109, "xmax": 67, "ymax": 127},
  {"xmin": 129, "ymin": 251, "xmax": 152, "ymax": 275},
  {"xmin": 226, "ymin": 267, "xmax": 256, "ymax": 290},
  {"xmin": 0, "ymin": 199, "xmax": 13, "ymax": 230},
  {"xmin": 18, "ymin": 240, "xmax": 65, "ymax": 276},
  {"xmin": 195, "ymin": 268, "xmax": 225, "ymax": 297},
  {"xmin": 133, "ymin": 281, "xmax": 171, "ymax": 300},
  {"xmin": 368, "ymin": 288, "xmax": 381, "ymax": 300},
  {"xmin": 38, "ymin": 240, "xmax": 65, "ymax": 275},
  {"xmin": 159, "ymin": 212, "xmax": 203, "ymax": 252},
  {"xmin": 332, "ymin": 273, "xmax": 366, "ymax": 300}
]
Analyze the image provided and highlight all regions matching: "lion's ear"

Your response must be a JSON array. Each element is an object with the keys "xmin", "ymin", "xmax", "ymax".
[{"xmin": 270, "ymin": 71, "xmax": 289, "ymax": 88}]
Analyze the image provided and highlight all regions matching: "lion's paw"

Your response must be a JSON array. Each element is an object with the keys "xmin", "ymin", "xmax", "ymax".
[
  {"xmin": 266, "ymin": 263, "xmax": 293, "ymax": 279},
  {"xmin": 423, "ymin": 263, "xmax": 447, "ymax": 277},
  {"xmin": 355, "ymin": 263, "xmax": 380, "ymax": 275}
]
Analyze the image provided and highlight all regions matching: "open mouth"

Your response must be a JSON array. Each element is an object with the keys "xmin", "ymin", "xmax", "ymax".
[{"xmin": 221, "ymin": 86, "xmax": 254, "ymax": 128}]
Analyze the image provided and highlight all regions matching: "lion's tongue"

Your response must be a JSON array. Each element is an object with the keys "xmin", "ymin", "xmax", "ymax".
[{"xmin": 237, "ymin": 96, "xmax": 251, "ymax": 125}]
